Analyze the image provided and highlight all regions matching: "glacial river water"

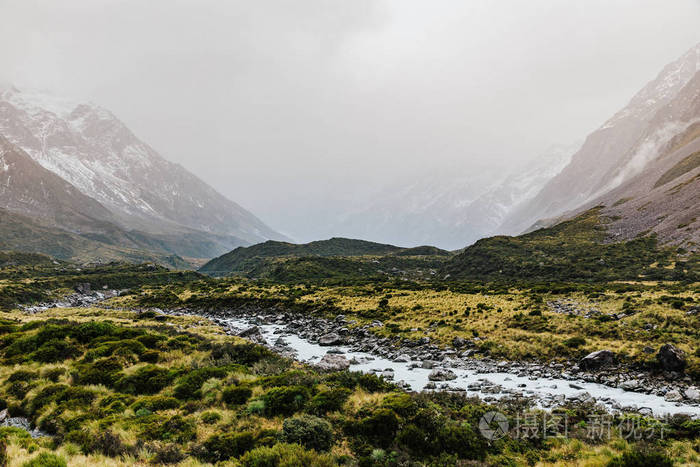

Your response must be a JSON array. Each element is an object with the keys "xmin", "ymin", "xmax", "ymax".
[{"xmin": 220, "ymin": 316, "xmax": 700, "ymax": 418}]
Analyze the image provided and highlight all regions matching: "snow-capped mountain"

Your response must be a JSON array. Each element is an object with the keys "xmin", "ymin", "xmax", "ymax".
[
  {"xmin": 500, "ymin": 42, "xmax": 700, "ymax": 235},
  {"xmin": 0, "ymin": 86, "xmax": 286, "ymax": 260},
  {"xmin": 328, "ymin": 145, "xmax": 574, "ymax": 251}
]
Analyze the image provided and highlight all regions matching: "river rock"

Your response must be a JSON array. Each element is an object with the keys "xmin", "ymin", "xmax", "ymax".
[
  {"xmin": 664, "ymin": 389, "xmax": 683, "ymax": 402},
  {"xmin": 318, "ymin": 333, "xmax": 343, "ymax": 346},
  {"xmin": 316, "ymin": 354, "xmax": 350, "ymax": 371},
  {"xmin": 619, "ymin": 379, "xmax": 641, "ymax": 391},
  {"xmin": 683, "ymin": 387, "xmax": 700, "ymax": 401},
  {"xmin": 238, "ymin": 326, "xmax": 262, "ymax": 338},
  {"xmin": 428, "ymin": 368, "xmax": 457, "ymax": 381},
  {"xmin": 452, "ymin": 337, "xmax": 469, "ymax": 348},
  {"xmin": 656, "ymin": 344, "xmax": 686, "ymax": 372},
  {"xmin": 579, "ymin": 350, "xmax": 615, "ymax": 370}
]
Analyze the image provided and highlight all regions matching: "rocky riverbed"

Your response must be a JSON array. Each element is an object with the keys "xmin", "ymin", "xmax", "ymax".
[
  {"xmin": 163, "ymin": 305, "xmax": 700, "ymax": 418},
  {"xmin": 22, "ymin": 289, "xmax": 700, "ymax": 418}
]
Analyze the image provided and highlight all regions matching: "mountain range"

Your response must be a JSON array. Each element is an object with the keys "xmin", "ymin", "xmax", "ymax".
[
  {"xmin": 1, "ymin": 43, "xmax": 699, "ymax": 267},
  {"xmin": 499, "ymin": 42, "xmax": 700, "ymax": 244},
  {"xmin": 0, "ymin": 86, "xmax": 286, "ymax": 265}
]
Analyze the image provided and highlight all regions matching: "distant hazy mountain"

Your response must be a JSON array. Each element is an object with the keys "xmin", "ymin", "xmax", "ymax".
[
  {"xmin": 329, "ymin": 145, "xmax": 573, "ymax": 251},
  {"xmin": 500, "ymin": 42, "xmax": 700, "ymax": 236},
  {"xmin": 0, "ymin": 86, "xmax": 286, "ymax": 261}
]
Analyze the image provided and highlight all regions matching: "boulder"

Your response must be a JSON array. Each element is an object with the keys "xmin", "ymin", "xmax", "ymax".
[
  {"xmin": 428, "ymin": 368, "xmax": 457, "ymax": 381},
  {"xmin": 316, "ymin": 354, "xmax": 350, "ymax": 371},
  {"xmin": 452, "ymin": 337, "xmax": 469, "ymax": 348},
  {"xmin": 238, "ymin": 326, "xmax": 262, "ymax": 338},
  {"xmin": 656, "ymin": 344, "xmax": 686, "ymax": 372},
  {"xmin": 578, "ymin": 350, "xmax": 615, "ymax": 370},
  {"xmin": 664, "ymin": 389, "xmax": 683, "ymax": 402},
  {"xmin": 74, "ymin": 282, "xmax": 91, "ymax": 294},
  {"xmin": 683, "ymin": 387, "xmax": 700, "ymax": 402},
  {"xmin": 619, "ymin": 379, "xmax": 641, "ymax": 391},
  {"xmin": 318, "ymin": 332, "xmax": 343, "ymax": 346}
]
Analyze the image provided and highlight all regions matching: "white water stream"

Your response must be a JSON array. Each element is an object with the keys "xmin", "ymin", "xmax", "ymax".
[{"xmin": 221, "ymin": 316, "xmax": 700, "ymax": 418}]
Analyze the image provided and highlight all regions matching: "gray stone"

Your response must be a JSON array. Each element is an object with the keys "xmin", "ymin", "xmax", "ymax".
[
  {"xmin": 428, "ymin": 368, "xmax": 457, "ymax": 381},
  {"xmin": 664, "ymin": 389, "xmax": 683, "ymax": 402},
  {"xmin": 316, "ymin": 354, "xmax": 350, "ymax": 371},
  {"xmin": 579, "ymin": 350, "xmax": 615, "ymax": 370},
  {"xmin": 318, "ymin": 332, "xmax": 343, "ymax": 346},
  {"xmin": 683, "ymin": 387, "xmax": 700, "ymax": 401},
  {"xmin": 657, "ymin": 344, "xmax": 686, "ymax": 372}
]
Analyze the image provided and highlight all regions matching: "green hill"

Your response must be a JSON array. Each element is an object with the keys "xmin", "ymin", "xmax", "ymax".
[
  {"xmin": 442, "ymin": 208, "xmax": 697, "ymax": 282},
  {"xmin": 199, "ymin": 237, "xmax": 405, "ymax": 275}
]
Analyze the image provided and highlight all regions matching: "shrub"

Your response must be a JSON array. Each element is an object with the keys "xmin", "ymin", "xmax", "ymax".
[
  {"xmin": 210, "ymin": 342, "xmax": 272, "ymax": 365},
  {"xmin": 173, "ymin": 367, "xmax": 227, "ymax": 400},
  {"xmin": 152, "ymin": 444, "xmax": 186, "ymax": 464},
  {"xmin": 563, "ymin": 336, "xmax": 586, "ymax": 348},
  {"xmin": 281, "ymin": 415, "xmax": 333, "ymax": 452},
  {"xmin": 21, "ymin": 452, "xmax": 67, "ymax": 467},
  {"xmin": 308, "ymin": 387, "xmax": 351, "ymax": 414},
  {"xmin": 26, "ymin": 384, "xmax": 68, "ymax": 416},
  {"xmin": 131, "ymin": 396, "xmax": 180, "ymax": 412},
  {"xmin": 357, "ymin": 408, "xmax": 398, "ymax": 448},
  {"xmin": 71, "ymin": 321, "xmax": 119, "ymax": 344},
  {"xmin": 199, "ymin": 431, "xmax": 256, "ymax": 463},
  {"xmin": 239, "ymin": 443, "xmax": 335, "ymax": 467},
  {"xmin": 73, "ymin": 357, "xmax": 123, "ymax": 386},
  {"xmin": 41, "ymin": 367, "xmax": 66, "ymax": 382},
  {"xmin": 200, "ymin": 411, "xmax": 222, "ymax": 424},
  {"xmin": 222, "ymin": 385, "xmax": 253, "ymax": 406},
  {"xmin": 262, "ymin": 386, "xmax": 309, "ymax": 416},
  {"xmin": 115, "ymin": 365, "xmax": 175, "ymax": 395},
  {"xmin": 140, "ymin": 350, "xmax": 160, "ymax": 363},
  {"xmin": 7, "ymin": 369, "xmax": 39, "ymax": 383},
  {"xmin": 381, "ymin": 392, "xmax": 417, "ymax": 417},
  {"xmin": 607, "ymin": 447, "xmax": 674, "ymax": 467},
  {"xmin": 141, "ymin": 415, "xmax": 196, "ymax": 443},
  {"xmin": 32, "ymin": 339, "xmax": 80, "ymax": 363},
  {"xmin": 358, "ymin": 373, "xmax": 393, "ymax": 393}
]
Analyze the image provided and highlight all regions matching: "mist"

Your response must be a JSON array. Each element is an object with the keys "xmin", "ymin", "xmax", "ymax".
[{"xmin": 1, "ymin": 0, "xmax": 699, "ymax": 242}]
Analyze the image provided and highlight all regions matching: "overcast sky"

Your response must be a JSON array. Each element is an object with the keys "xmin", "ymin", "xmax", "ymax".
[{"xmin": 1, "ymin": 0, "xmax": 699, "ymax": 239}]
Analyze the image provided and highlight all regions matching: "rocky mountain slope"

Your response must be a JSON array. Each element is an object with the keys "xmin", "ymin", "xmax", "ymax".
[
  {"xmin": 501, "ymin": 43, "xmax": 700, "ymax": 236},
  {"xmin": 0, "ymin": 86, "xmax": 286, "ymax": 260}
]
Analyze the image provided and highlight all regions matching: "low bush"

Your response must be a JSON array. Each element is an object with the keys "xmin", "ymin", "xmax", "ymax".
[
  {"xmin": 21, "ymin": 452, "xmax": 67, "ymax": 467},
  {"xmin": 239, "ymin": 443, "xmax": 335, "ymax": 467},
  {"xmin": 308, "ymin": 387, "xmax": 351, "ymax": 414},
  {"xmin": 115, "ymin": 365, "xmax": 175, "ymax": 395},
  {"xmin": 198, "ymin": 431, "xmax": 256, "ymax": 463},
  {"xmin": 261, "ymin": 385, "xmax": 309, "ymax": 416},
  {"xmin": 222, "ymin": 385, "xmax": 253, "ymax": 406},
  {"xmin": 131, "ymin": 395, "xmax": 180, "ymax": 412},
  {"xmin": 173, "ymin": 367, "xmax": 227, "ymax": 400},
  {"xmin": 281, "ymin": 414, "xmax": 334, "ymax": 452}
]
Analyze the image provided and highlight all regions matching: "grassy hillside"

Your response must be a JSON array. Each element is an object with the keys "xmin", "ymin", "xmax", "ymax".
[
  {"xmin": 442, "ymin": 208, "xmax": 697, "ymax": 282},
  {"xmin": 0, "ymin": 209, "xmax": 191, "ymax": 269},
  {"xmin": 200, "ymin": 238, "xmax": 406, "ymax": 275}
]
